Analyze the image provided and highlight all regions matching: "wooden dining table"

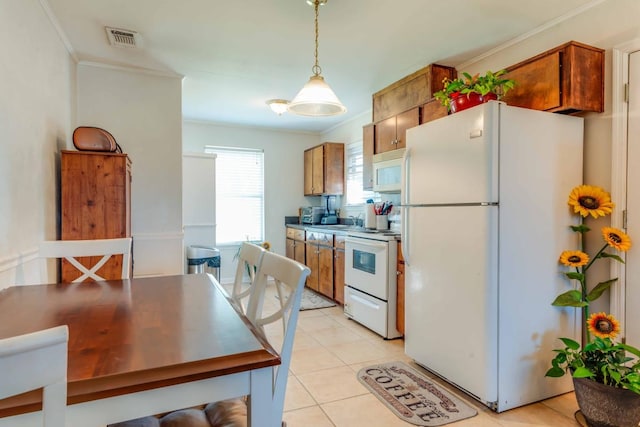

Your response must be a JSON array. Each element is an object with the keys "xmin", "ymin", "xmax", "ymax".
[{"xmin": 0, "ymin": 273, "xmax": 280, "ymax": 426}]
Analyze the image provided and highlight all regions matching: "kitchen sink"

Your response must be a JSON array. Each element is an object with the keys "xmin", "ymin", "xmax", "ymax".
[{"xmin": 316, "ymin": 224, "xmax": 365, "ymax": 231}]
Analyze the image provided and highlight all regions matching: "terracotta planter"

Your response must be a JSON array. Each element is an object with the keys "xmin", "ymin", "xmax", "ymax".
[
  {"xmin": 573, "ymin": 377, "xmax": 640, "ymax": 427},
  {"xmin": 449, "ymin": 92, "xmax": 498, "ymax": 113}
]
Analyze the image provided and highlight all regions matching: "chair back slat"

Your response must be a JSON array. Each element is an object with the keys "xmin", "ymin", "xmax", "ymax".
[
  {"xmin": 0, "ymin": 325, "xmax": 69, "ymax": 426},
  {"xmin": 39, "ymin": 237, "xmax": 132, "ymax": 283},
  {"xmin": 230, "ymin": 242, "xmax": 265, "ymax": 315}
]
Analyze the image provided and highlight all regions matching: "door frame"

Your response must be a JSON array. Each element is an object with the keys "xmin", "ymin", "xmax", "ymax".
[{"xmin": 610, "ymin": 38, "xmax": 640, "ymax": 335}]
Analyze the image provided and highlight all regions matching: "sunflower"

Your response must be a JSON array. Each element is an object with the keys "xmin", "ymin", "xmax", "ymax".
[
  {"xmin": 567, "ymin": 185, "xmax": 615, "ymax": 218},
  {"xmin": 601, "ymin": 227, "xmax": 632, "ymax": 252},
  {"xmin": 587, "ymin": 312, "xmax": 620, "ymax": 339},
  {"xmin": 558, "ymin": 250, "xmax": 589, "ymax": 267}
]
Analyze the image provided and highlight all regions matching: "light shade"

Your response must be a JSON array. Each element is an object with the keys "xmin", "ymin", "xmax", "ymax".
[
  {"xmin": 288, "ymin": 75, "xmax": 347, "ymax": 116},
  {"xmin": 266, "ymin": 99, "xmax": 289, "ymax": 115}
]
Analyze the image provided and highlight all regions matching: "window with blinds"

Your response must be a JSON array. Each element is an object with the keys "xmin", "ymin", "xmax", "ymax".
[
  {"xmin": 204, "ymin": 146, "xmax": 264, "ymax": 244},
  {"xmin": 345, "ymin": 140, "xmax": 375, "ymax": 205}
]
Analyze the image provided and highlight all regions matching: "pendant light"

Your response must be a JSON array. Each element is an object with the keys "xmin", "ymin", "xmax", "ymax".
[{"xmin": 288, "ymin": 0, "xmax": 347, "ymax": 116}]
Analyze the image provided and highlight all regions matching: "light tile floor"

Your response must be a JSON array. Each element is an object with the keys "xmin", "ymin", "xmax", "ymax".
[{"xmin": 255, "ymin": 284, "xmax": 581, "ymax": 427}]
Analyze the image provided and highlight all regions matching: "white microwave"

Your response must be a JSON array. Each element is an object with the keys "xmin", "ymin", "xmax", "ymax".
[{"xmin": 372, "ymin": 149, "xmax": 404, "ymax": 193}]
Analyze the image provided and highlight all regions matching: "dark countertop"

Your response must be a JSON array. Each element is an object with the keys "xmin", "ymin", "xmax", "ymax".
[
  {"xmin": 286, "ymin": 223, "xmax": 356, "ymax": 235},
  {"xmin": 286, "ymin": 223, "xmax": 401, "ymax": 240}
]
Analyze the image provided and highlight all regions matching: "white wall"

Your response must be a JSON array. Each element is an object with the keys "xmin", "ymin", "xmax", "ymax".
[
  {"xmin": 183, "ymin": 121, "xmax": 320, "ymax": 282},
  {"xmin": 76, "ymin": 64, "xmax": 184, "ymax": 277},
  {"xmin": 0, "ymin": 0, "xmax": 74, "ymax": 289}
]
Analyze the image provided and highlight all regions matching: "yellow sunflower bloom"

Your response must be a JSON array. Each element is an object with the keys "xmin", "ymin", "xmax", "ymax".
[
  {"xmin": 587, "ymin": 312, "xmax": 620, "ymax": 339},
  {"xmin": 601, "ymin": 227, "xmax": 632, "ymax": 252},
  {"xmin": 567, "ymin": 185, "xmax": 615, "ymax": 218},
  {"xmin": 558, "ymin": 250, "xmax": 589, "ymax": 267}
]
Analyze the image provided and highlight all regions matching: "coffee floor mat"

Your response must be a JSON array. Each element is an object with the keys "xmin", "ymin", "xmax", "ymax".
[{"xmin": 357, "ymin": 361, "xmax": 477, "ymax": 426}]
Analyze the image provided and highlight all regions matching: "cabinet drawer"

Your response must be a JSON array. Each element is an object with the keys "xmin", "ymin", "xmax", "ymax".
[
  {"xmin": 307, "ymin": 231, "xmax": 333, "ymax": 246},
  {"xmin": 286, "ymin": 227, "xmax": 305, "ymax": 241}
]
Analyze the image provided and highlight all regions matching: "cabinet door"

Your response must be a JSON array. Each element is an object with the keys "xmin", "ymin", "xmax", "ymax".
[
  {"xmin": 294, "ymin": 241, "xmax": 306, "ymax": 264},
  {"xmin": 286, "ymin": 238, "xmax": 295, "ymax": 259},
  {"xmin": 322, "ymin": 143, "xmax": 344, "ymax": 195},
  {"xmin": 396, "ymin": 241, "xmax": 405, "ymax": 335},
  {"xmin": 421, "ymin": 99, "xmax": 448, "ymax": 125},
  {"xmin": 311, "ymin": 145, "xmax": 325, "ymax": 195},
  {"xmin": 375, "ymin": 116, "xmax": 397, "ymax": 154},
  {"xmin": 303, "ymin": 149, "xmax": 314, "ymax": 195},
  {"xmin": 61, "ymin": 151, "xmax": 131, "ymax": 282},
  {"xmin": 334, "ymin": 248, "xmax": 345, "ymax": 304},
  {"xmin": 396, "ymin": 260, "xmax": 405, "ymax": 335},
  {"xmin": 318, "ymin": 245, "xmax": 334, "ymax": 299},
  {"xmin": 305, "ymin": 242, "xmax": 319, "ymax": 291},
  {"xmin": 363, "ymin": 124, "xmax": 374, "ymax": 190},
  {"xmin": 395, "ymin": 107, "xmax": 419, "ymax": 149}
]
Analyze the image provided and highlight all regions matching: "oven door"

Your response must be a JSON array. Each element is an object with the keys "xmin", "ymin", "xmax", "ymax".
[{"xmin": 345, "ymin": 237, "xmax": 389, "ymax": 300}]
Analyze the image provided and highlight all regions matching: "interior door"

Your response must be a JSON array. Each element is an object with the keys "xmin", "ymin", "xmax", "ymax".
[{"xmin": 625, "ymin": 50, "xmax": 640, "ymax": 348}]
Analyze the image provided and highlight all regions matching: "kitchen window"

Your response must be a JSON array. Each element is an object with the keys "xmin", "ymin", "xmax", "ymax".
[
  {"xmin": 346, "ymin": 139, "xmax": 375, "ymax": 205},
  {"xmin": 204, "ymin": 146, "xmax": 264, "ymax": 244}
]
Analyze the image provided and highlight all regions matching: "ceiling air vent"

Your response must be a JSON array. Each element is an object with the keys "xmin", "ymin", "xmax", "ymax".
[{"xmin": 105, "ymin": 27, "xmax": 141, "ymax": 48}]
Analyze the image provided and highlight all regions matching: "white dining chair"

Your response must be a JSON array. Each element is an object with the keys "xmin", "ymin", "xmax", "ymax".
[
  {"xmin": 230, "ymin": 242, "xmax": 266, "ymax": 316},
  {"xmin": 208, "ymin": 251, "xmax": 311, "ymax": 427},
  {"xmin": 111, "ymin": 252, "xmax": 309, "ymax": 427},
  {"xmin": 39, "ymin": 237, "xmax": 132, "ymax": 283},
  {"xmin": 0, "ymin": 325, "xmax": 69, "ymax": 427}
]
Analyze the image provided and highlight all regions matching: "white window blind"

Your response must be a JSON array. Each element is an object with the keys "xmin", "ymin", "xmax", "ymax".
[
  {"xmin": 204, "ymin": 146, "xmax": 264, "ymax": 244},
  {"xmin": 345, "ymin": 140, "xmax": 375, "ymax": 205}
]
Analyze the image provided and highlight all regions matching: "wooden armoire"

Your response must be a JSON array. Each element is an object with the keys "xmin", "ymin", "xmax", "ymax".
[{"xmin": 60, "ymin": 150, "xmax": 132, "ymax": 282}]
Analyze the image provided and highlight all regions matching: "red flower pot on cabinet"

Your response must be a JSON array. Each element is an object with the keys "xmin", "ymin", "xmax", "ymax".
[{"xmin": 449, "ymin": 92, "xmax": 498, "ymax": 113}]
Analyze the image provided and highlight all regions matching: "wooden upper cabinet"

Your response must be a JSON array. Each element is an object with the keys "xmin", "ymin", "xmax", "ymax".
[
  {"xmin": 60, "ymin": 150, "xmax": 132, "ymax": 282},
  {"xmin": 420, "ymin": 98, "xmax": 448, "ymax": 125},
  {"xmin": 373, "ymin": 63, "xmax": 456, "ymax": 123},
  {"xmin": 363, "ymin": 124, "xmax": 374, "ymax": 190},
  {"xmin": 303, "ymin": 149, "xmax": 314, "ymax": 195},
  {"xmin": 303, "ymin": 142, "xmax": 344, "ymax": 196},
  {"xmin": 370, "ymin": 63, "xmax": 452, "ymax": 156},
  {"xmin": 375, "ymin": 107, "xmax": 419, "ymax": 154},
  {"xmin": 395, "ymin": 108, "xmax": 420, "ymax": 149},
  {"xmin": 375, "ymin": 116, "xmax": 397, "ymax": 154},
  {"xmin": 502, "ymin": 41, "xmax": 604, "ymax": 114}
]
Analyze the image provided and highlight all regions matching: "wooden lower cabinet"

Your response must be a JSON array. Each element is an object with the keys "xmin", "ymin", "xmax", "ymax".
[
  {"xmin": 285, "ymin": 227, "xmax": 306, "ymax": 265},
  {"xmin": 396, "ymin": 241, "xmax": 405, "ymax": 335},
  {"xmin": 305, "ymin": 231, "xmax": 334, "ymax": 299},
  {"xmin": 333, "ymin": 235, "xmax": 345, "ymax": 304},
  {"xmin": 318, "ymin": 246, "xmax": 334, "ymax": 298}
]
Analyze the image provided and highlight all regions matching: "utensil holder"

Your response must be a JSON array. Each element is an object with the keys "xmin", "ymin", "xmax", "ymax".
[
  {"xmin": 365, "ymin": 204, "xmax": 377, "ymax": 229},
  {"xmin": 376, "ymin": 214, "xmax": 389, "ymax": 231}
]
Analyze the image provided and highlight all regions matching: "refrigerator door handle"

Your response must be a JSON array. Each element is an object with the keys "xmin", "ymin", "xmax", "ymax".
[{"xmin": 402, "ymin": 148, "xmax": 411, "ymax": 266}]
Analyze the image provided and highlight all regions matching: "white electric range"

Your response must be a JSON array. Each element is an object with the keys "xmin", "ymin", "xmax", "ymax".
[{"xmin": 343, "ymin": 229, "xmax": 402, "ymax": 339}]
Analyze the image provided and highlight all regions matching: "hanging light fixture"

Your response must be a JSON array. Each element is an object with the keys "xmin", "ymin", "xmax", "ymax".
[{"xmin": 288, "ymin": 0, "xmax": 347, "ymax": 116}]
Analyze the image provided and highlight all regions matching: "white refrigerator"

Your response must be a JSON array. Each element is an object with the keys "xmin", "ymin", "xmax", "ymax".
[{"xmin": 402, "ymin": 101, "xmax": 582, "ymax": 412}]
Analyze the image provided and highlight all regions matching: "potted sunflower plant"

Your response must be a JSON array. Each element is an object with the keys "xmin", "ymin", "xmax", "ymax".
[
  {"xmin": 433, "ymin": 70, "xmax": 515, "ymax": 113},
  {"xmin": 546, "ymin": 185, "xmax": 640, "ymax": 427}
]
